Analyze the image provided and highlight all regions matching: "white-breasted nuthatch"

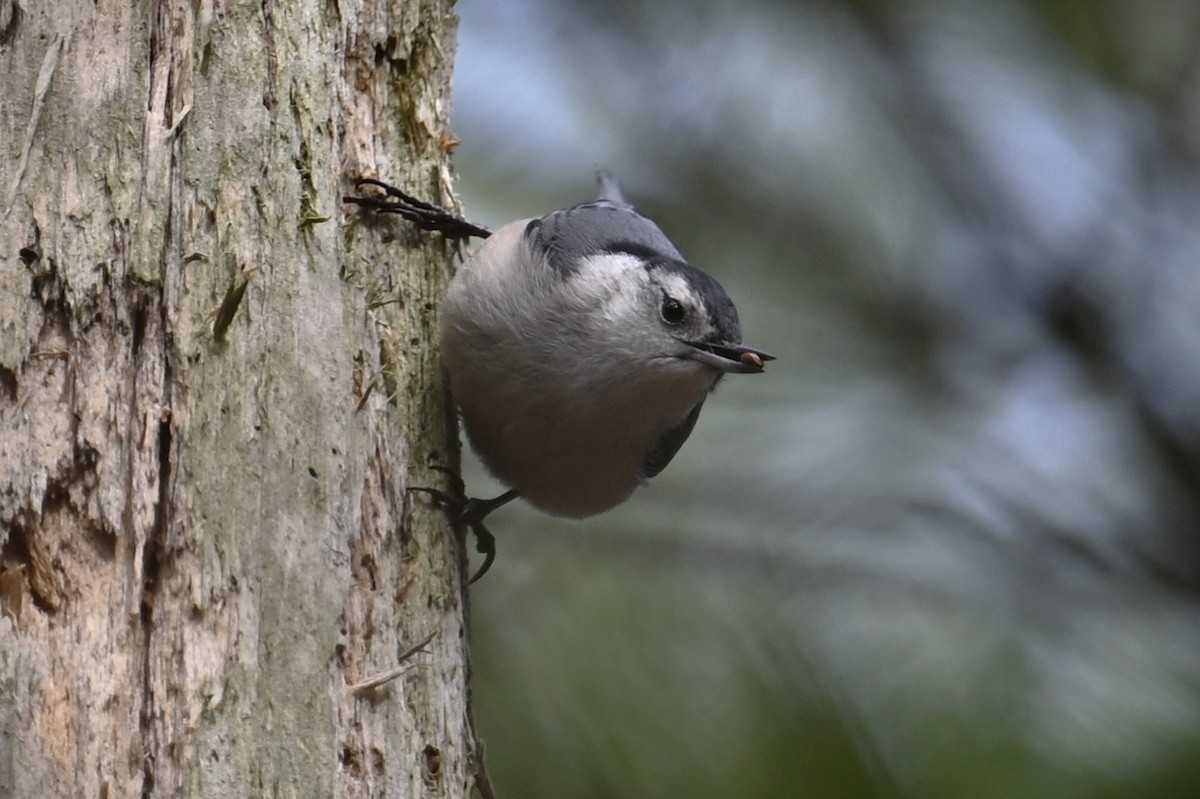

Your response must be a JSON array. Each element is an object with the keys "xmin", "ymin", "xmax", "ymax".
[{"xmin": 346, "ymin": 172, "xmax": 773, "ymax": 581}]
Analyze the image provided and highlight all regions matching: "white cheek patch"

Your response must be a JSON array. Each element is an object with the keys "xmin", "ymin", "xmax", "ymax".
[
  {"xmin": 655, "ymin": 272, "xmax": 697, "ymax": 307},
  {"xmin": 571, "ymin": 252, "xmax": 647, "ymax": 321}
]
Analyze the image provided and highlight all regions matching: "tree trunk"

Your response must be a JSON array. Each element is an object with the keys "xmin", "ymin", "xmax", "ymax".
[{"xmin": 0, "ymin": 1, "xmax": 478, "ymax": 796}]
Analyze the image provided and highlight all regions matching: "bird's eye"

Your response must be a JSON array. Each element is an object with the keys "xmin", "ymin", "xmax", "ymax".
[{"xmin": 660, "ymin": 296, "xmax": 686, "ymax": 325}]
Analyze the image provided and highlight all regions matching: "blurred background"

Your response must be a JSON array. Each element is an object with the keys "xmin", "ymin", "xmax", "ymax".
[{"xmin": 446, "ymin": 1, "xmax": 1200, "ymax": 796}]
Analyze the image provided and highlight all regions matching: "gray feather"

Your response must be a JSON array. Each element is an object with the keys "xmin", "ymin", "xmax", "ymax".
[
  {"xmin": 594, "ymin": 169, "xmax": 627, "ymax": 204},
  {"xmin": 643, "ymin": 402, "xmax": 705, "ymax": 479},
  {"xmin": 524, "ymin": 174, "xmax": 683, "ymax": 277}
]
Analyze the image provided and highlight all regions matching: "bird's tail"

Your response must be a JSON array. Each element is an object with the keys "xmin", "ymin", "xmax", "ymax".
[{"xmin": 594, "ymin": 168, "xmax": 628, "ymax": 205}]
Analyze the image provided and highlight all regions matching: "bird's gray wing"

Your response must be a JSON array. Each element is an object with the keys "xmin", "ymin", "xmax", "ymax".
[
  {"xmin": 642, "ymin": 401, "xmax": 704, "ymax": 479},
  {"xmin": 526, "ymin": 200, "xmax": 684, "ymax": 277}
]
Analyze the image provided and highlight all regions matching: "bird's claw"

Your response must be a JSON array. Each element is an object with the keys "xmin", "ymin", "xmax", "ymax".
[
  {"xmin": 463, "ymin": 519, "xmax": 497, "ymax": 585},
  {"xmin": 344, "ymin": 178, "xmax": 492, "ymax": 240},
  {"xmin": 407, "ymin": 483, "xmax": 500, "ymax": 584}
]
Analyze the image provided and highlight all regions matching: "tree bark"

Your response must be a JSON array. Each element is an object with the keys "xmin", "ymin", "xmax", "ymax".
[{"xmin": 0, "ymin": 1, "xmax": 477, "ymax": 796}]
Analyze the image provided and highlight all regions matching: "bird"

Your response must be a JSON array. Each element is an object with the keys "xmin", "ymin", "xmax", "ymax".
[{"xmin": 345, "ymin": 171, "xmax": 773, "ymax": 581}]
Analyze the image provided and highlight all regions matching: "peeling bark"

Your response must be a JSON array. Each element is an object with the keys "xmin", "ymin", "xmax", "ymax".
[{"xmin": 0, "ymin": 1, "xmax": 476, "ymax": 796}]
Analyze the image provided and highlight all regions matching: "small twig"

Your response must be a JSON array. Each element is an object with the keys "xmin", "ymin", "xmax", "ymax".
[
  {"xmin": 354, "ymin": 369, "xmax": 381, "ymax": 413},
  {"xmin": 346, "ymin": 631, "xmax": 437, "ymax": 695},
  {"xmin": 472, "ymin": 741, "xmax": 499, "ymax": 799},
  {"xmin": 6, "ymin": 33, "xmax": 64, "ymax": 215},
  {"xmin": 165, "ymin": 103, "xmax": 192, "ymax": 140}
]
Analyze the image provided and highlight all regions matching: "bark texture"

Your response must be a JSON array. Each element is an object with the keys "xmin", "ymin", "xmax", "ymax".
[{"xmin": 0, "ymin": 1, "xmax": 475, "ymax": 796}]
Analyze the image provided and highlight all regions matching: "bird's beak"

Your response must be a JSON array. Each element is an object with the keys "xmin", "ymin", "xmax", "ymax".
[{"xmin": 686, "ymin": 341, "xmax": 776, "ymax": 374}]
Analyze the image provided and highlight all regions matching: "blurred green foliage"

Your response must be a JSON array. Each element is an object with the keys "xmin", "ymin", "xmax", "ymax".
[{"xmin": 448, "ymin": 0, "xmax": 1200, "ymax": 796}]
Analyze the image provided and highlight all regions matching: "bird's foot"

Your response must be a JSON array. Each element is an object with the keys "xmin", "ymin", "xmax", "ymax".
[
  {"xmin": 408, "ymin": 472, "xmax": 517, "ymax": 584},
  {"xmin": 344, "ymin": 178, "xmax": 492, "ymax": 240}
]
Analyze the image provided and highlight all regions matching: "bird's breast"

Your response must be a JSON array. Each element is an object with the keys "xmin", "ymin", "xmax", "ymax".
[{"xmin": 450, "ymin": 365, "xmax": 709, "ymax": 518}]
